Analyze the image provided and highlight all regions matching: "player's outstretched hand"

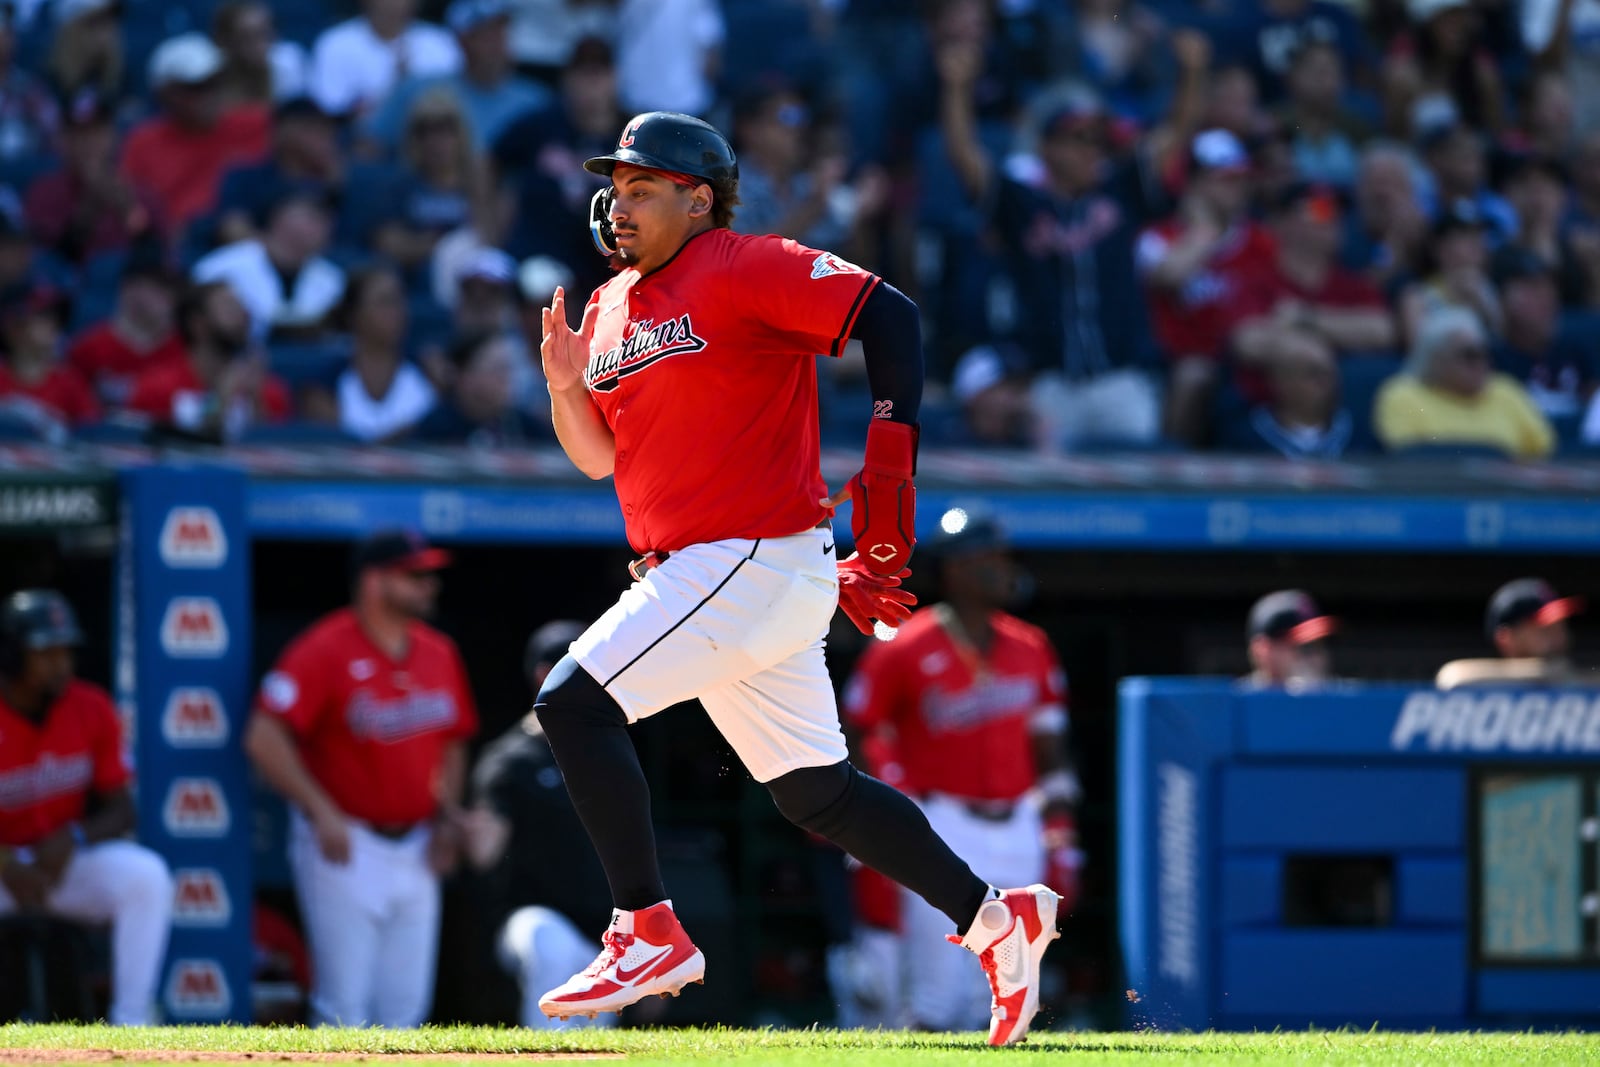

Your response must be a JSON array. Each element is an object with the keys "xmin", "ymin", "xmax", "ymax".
[
  {"xmin": 541, "ymin": 286, "xmax": 599, "ymax": 393},
  {"xmin": 837, "ymin": 553, "xmax": 917, "ymax": 635},
  {"xmin": 821, "ymin": 421, "xmax": 918, "ymax": 576}
]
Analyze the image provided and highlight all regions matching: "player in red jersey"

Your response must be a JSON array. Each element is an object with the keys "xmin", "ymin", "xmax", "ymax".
[
  {"xmin": 531, "ymin": 111, "xmax": 1062, "ymax": 1046},
  {"xmin": 0, "ymin": 590, "xmax": 173, "ymax": 1025},
  {"xmin": 844, "ymin": 506, "xmax": 1082, "ymax": 1031},
  {"xmin": 245, "ymin": 530, "xmax": 478, "ymax": 1028}
]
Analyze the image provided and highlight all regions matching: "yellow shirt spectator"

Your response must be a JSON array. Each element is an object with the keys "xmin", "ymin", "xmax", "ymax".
[
  {"xmin": 1375, "ymin": 304, "xmax": 1555, "ymax": 460},
  {"xmin": 1374, "ymin": 373, "xmax": 1555, "ymax": 459}
]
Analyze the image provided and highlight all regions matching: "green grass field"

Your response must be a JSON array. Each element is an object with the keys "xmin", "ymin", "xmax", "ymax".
[{"xmin": 1, "ymin": 1024, "xmax": 1598, "ymax": 1066}]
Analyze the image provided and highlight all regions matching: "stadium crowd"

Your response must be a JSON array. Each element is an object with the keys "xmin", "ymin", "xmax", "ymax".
[{"xmin": 0, "ymin": 0, "xmax": 1596, "ymax": 458}]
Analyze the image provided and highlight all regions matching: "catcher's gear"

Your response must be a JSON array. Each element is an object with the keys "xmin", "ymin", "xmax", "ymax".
[
  {"xmin": 845, "ymin": 420, "xmax": 918, "ymax": 575},
  {"xmin": 584, "ymin": 111, "xmax": 739, "ymax": 185},
  {"xmin": 837, "ymin": 555, "xmax": 916, "ymax": 635},
  {"xmin": 0, "ymin": 588, "xmax": 83, "ymax": 678}
]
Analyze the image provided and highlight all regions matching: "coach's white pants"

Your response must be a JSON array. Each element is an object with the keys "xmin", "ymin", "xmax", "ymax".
[
  {"xmin": 899, "ymin": 795, "xmax": 1044, "ymax": 1031},
  {"xmin": 288, "ymin": 812, "xmax": 440, "ymax": 1028},
  {"xmin": 0, "ymin": 840, "xmax": 173, "ymax": 1025},
  {"xmin": 571, "ymin": 525, "xmax": 847, "ymax": 782},
  {"xmin": 496, "ymin": 905, "xmax": 617, "ymax": 1030}
]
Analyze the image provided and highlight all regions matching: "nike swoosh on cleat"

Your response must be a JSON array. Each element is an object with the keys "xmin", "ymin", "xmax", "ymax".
[{"xmin": 614, "ymin": 945, "xmax": 677, "ymax": 983}]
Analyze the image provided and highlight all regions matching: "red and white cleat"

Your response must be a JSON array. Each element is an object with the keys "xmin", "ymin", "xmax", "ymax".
[
  {"xmin": 539, "ymin": 901, "xmax": 706, "ymax": 1019},
  {"xmin": 949, "ymin": 884, "xmax": 1062, "ymax": 1046}
]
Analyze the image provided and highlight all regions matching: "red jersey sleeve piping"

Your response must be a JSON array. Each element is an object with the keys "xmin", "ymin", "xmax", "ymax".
[{"xmin": 829, "ymin": 274, "xmax": 881, "ymax": 359}]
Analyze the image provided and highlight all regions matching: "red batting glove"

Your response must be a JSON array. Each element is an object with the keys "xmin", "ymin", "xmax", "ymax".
[
  {"xmin": 846, "ymin": 420, "xmax": 918, "ymax": 575},
  {"xmin": 1042, "ymin": 809, "xmax": 1085, "ymax": 917},
  {"xmin": 837, "ymin": 554, "xmax": 917, "ymax": 634}
]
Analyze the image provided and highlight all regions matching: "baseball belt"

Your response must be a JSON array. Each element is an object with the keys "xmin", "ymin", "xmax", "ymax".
[{"xmin": 627, "ymin": 518, "xmax": 832, "ymax": 582}]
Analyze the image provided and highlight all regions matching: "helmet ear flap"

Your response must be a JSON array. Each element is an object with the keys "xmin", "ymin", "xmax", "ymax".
[{"xmin": 590, "ymin": 187, "xmax": 618, "ymax": 257}]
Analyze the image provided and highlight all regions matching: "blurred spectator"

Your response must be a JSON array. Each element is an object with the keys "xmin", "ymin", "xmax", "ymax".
[
  {"xmin": 1343, "ymin": 141, "xmax": 1428, "ymax": 290},
  {"xmin": 25, "ymin": 87, "xmax": 162, "ymax": 265},
  {"xmin": 125, "ymin": 280, "xmax": 291, "ymax": 442},
  {"xmin": 1230, "ymin": 0, "xmax": 1373, "ymax": 102},
  {"xmin": 210, "ymin": 0, "xmax": 310, "ymax": 107},
  {"xmin": 1494, "ymin": 152, "xmax": 1599, "ymax": 308},
  {"xmin": 1523, "ymin": 0, "xmax": 1600, "ymax": 138},
  {"xmin": 492, "ymin": 35, "xmax": 620, "ymax": 296},
  {"xmin": 66, "ymin": 245, "xmax": 185, "ymax": 407},
  {"xmin": 1277, "ymin": 37, "xmax": 1372, "ymax": 189},
  {"xmin": 302, "ymin": 265, "xmax": 437, "ymax": 442},
  {"xmin": 0, "ymin": 589, "xmax": 174, "ymax": 1026},
  {"xmin": 461, "ymin": 618, "xmax": 614, "ymax": 1031},
  {"xmin": 1382, "ymin": 0, "xmax": 1504, "ymax": 139},
  {"xmin": 1513, "ymin": 67, "xmax": 1577, "ymax": 159},
  {"xmin": 1566, "ymin": 131, "xmax": 1600, "ymax": 240},
  {"xmin": 0, "ymin": 195, "xmax": 69, "ymax": 293},
  {"xmin": 1416, "ymin": 121, "xmax": 1514, "ymax": 239},
  {"xmin": 731, "ymin": 81, "xmax": 889, "ymax": 257},
  {"xmin": 505, "ymin": 0, "xmax": 615, "ymax": 78},
  {"xmin": 212, "ymin": 96, "xmax": 345, "ymax": 249},
  {"xmin": 613, "ymin": 0, "xmax": 723, "ymax": 117},
  {"xmin": 1241, "ymin": 589, "xmax": 1337, "ymax": 689},
  {"xmin": 946, "ymin": 342, "xmax": 1034, "ymax": 448},
  {"xmin": 370, "ymin": 89, "xmax": 500, "ymax": 286},
  {"xmin": 1241, "ymin": 331, "xmax": 1355, "ymax": 459},
  {"xmin": 1397, "ymin": 197, "xmax": 1500, "ymax": 344},
  {"xmin": 363, "ymin": 0, "xmax": 550, "ymax": 154},
  {"xmin": 0, "ymin": 281, "xmax": 96, "ymax": 432},
  {"xmin": 412, "ymin": 329, "xmax": 545, "ymax": 444},
  {"xmin": 1490, "ymin": 247, "xmax": 1596, "ymax": 423},
  {"xmin": 1229, "ymin": 182, "xmax": 1396, "ymax": 412},
  {"xmin": 46, "ymin": 0, "xmax": 122, "ymax": 100},
  {"xmin": 309, "ymin": 0, "xmax": 462, "ymax": 119},
  {"xmin": 119, "ymin": 33, "xmax": 271, "ymax": 234},
  {"xmin": 192, "ymin": 187, "xmax": 345, "ymax": 341},
  {"xmin": 1375, "ymin": 304, "xmax": 1554, "ymax": 458},
  {"xmin": 1039, "ymin": 0, "xmax": 1171, "ymax": 125},
  {"xmin": 1138, "ymin": 129, "xmax": 1274, "ymax": 446},
  {"xmin": 0, "ymin": 7, "xmax": 60, "ymax": 175},
  {"xmin": 1437, "ymin": 578, "xmax": 1593, "ymax": 688},
  {"xmin": 940, "ymin": 44, "xmax": 1164, "ymax": 447}
]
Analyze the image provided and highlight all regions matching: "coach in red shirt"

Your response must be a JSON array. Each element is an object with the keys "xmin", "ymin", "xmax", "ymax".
[
  {"xmin": 245, "ymin": 530, "xmax": 478, "ymax": 1029},
  {"xmin": 0, "ymin": 590, "xmax": 173, "ymax": 1025}
]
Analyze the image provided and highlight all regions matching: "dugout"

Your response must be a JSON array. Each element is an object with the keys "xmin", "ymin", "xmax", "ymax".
[{"xmin": 3, "ymin": 443, "xmax": 1600, "ymax": 1027}]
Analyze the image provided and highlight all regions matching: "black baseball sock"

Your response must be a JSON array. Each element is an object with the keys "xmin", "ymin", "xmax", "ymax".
[
  {"xmin": 768, "ymin": 761, "xmax": 990, "ymax": 933},
  {"xmin": 534, "ymin": 655, "xmax": 667, "ymax": 912}
]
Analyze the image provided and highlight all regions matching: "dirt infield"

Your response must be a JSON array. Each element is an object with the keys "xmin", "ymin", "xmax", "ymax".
[{"xmin": 1, "ymin": 1052, "xmax": 618, "ymax": 1062}]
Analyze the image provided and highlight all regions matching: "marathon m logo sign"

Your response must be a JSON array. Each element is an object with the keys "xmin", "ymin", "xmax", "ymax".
[
  {"xmin": 158, "ymin": 507, "xmax": 228, "ymax": 568},
  {"xmin": 161, "ymin": 688, "xmax": 228, "ymax": 747},
  {"xmin": 162, "ymin": 777, "xmax": 231, "ymax": 837},
  {"xmin": 159, "ymin": 598, "xmax": 229, "ymax": 658},
  {"xmin": 172, "ymin": 868, "xmax": 232, "ymax": 927},
  {"xmin": 165, "ymin": 959, "xmax": 231, "ymax": 1016}
]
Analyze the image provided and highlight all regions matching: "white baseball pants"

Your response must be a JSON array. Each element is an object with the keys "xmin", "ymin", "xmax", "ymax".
[
  {"xmin": 288, "ymin": 812, "xmax": 440, "ymax": 1028},
  {"xmin": 0, "ymin": 840, "xmax": 173, "ymax": 1025},
  {"xmin": 571, "ymin": 525, "xmax": 847, "ymax": 782},
  {"xmin": 899, "ymin": 795, "xmax": 1044, "ymax": 1030},
  {"xmin": 496, "ymin": 905, "xmax": 617, "ymax": 1030}
]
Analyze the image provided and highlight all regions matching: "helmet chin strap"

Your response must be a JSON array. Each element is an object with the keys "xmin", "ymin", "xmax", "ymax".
[{"xmin": 590, "ymin": 187, "xmax": 618, "ymax": 257}]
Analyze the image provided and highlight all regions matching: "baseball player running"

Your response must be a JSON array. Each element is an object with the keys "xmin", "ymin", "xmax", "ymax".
[
  {"xmin": 844, "ymin": 507, "xmax": 1083, "ymax": 1031},
  {"xmin": 245, "ymin": 530, "xmax": 479, "ymax": 1028},
  {"xmin": 0, "ymin": 590, "xmax": 174, "ymax": 1025},
  {"xmin": 533, "ymin": 111, "xmax": 1062, "ymax": 1046}
]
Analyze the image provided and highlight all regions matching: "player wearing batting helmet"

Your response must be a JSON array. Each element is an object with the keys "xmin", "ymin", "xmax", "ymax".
[
  {"xmin": 843, "ymin": 505, "xmax": 1082, "ymax": 1032},
  {"xmin": 533, "ymin": 112, "xmax": 1063, "ymax": 1045},
  {"xmin": 0, "ymin": 589, "xmax": 174, "ymax": 1025}
]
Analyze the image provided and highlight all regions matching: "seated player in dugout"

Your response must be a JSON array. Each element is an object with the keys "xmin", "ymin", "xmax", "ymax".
[
  {"xmin": 0, "ymin": 590, "xmax": 174, "ymax": 1025},
  {"xmin": 1436, "ymin": 578, "xmax": 1598, "ymax": 689},
  {"xmin": 532, "ymin": 111, "xmax": 1066, "ymax": 1046},
  {"xmin": 1241, "ymin": 590, "xmax": 1338, "ymax": 690}
]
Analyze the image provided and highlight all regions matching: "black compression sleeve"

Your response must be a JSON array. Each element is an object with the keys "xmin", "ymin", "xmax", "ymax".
[{"xmin": 848, "ymin": 280, "xmax": 923, "ymax": 425}]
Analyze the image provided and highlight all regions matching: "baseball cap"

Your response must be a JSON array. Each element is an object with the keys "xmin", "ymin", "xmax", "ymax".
[
  {"xmin": 1490, "ymin": 245, "xmax": 1555, "ymax": 288},
  {"xmin": 567, "ymin": 35, "xmax": 613, "ymax": 70},
  {"xmin": 1247, "ymin": 590, "xmax": 1338, "ymax": 644},
  {"xmin": 1486, "ymin": 578, "xmax": 1584, "ymax": 638},
  {"xmin": 951, "ymin": 343, "xmax": 1028, "ymax": 405},
  {"xmin": 351, "ymin": 528, "xmax": 452, "ymax": 574},
  {"xmin": 517, "ymin": 255, "xmax": 574, "ymax": 302},
  {"xmin": 1041, "ymin": 86, "xmax": 1106, "ymax": 139},
  {"xmin": 446, "ymin": 0, "xmax": 510, "ymax": 34},
  {"xmin": 1190, "ymin": 129, "xmax": 1252, "ymax": 175},
  {"xmin": 456, "ymin": 247, "xmax": 516, "ymax": 287},
  {"xmin": 523, "ymin": 619, "xmax": 585, "ymax": 680},
  {"xmin": 148, "ymin": 33, "xmax": 224, "ymax": 89}
]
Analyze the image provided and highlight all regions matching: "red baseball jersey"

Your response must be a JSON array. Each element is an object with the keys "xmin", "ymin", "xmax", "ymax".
[
  {"xmin": 582, "ymin": 229, "xmax": 879, "ymax": 554},
  {"xmin": 0, "ymin": 680, "xmax": 131, "ymax": 846},
  {"xmin": 254, "ymin": 608, "xmax": 478, "ymax": 826},
  {"xmin": 1223, "ymin": 261, "xmax": 1388, "ymax": 403},
  {"xmin": 843, "ymin": 608, "xmax": 1067, "ymax": 803},
  {"xmin": 0, "ymin": 364, "xmax": 100, "ymax": 425},
  {"xmin": 1136, "ymin": 220, "xmax": 1276, "ymax": 361},
  {"xmin": 67, "ymin": 323, "xmax": 187, "ymax": 407}
]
